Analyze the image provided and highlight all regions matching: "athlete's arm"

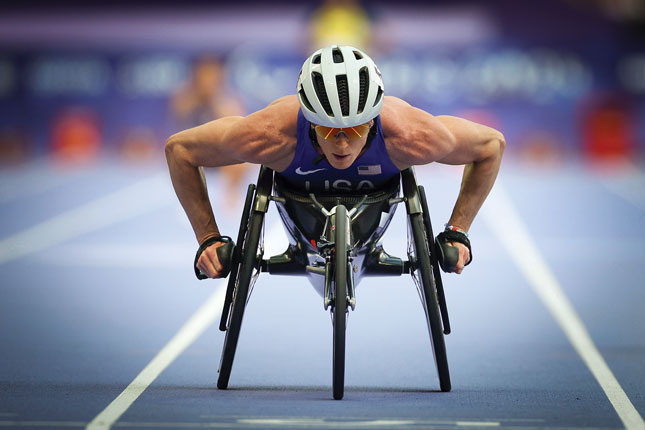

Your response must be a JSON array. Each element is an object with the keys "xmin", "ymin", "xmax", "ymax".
[
  {"xmin": 382, "ymin": 97, "xmax": 506, "ymax": 274},
  {"xmin": 165, "ymin": 95, "xmax": 298, "ymax": 278},
  {"xmin": 433, "ymin": 115, "xmax": 505, "ymax": 232}
]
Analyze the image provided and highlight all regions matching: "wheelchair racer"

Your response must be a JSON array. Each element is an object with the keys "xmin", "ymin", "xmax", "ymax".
[{"xmin": 166, "ymin": 45, "xmax": 505, "ymax": 279}]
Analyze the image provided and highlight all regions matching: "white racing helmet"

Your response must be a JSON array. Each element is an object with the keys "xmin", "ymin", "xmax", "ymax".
[{"xmin": 297, "ymin": 45, "xmax": 384, "ymax": 128}]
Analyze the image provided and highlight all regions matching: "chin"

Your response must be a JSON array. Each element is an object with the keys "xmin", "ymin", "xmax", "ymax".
[
  {"xmin": 328, "ymin": 155, "xmax": 355, "ymax": 169},
  {"xmin": 330, "ymin": 160, "xmax": 353, "ymax": 170}
]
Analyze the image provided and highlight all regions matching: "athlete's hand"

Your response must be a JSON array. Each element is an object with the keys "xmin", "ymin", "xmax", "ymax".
[
  {"xmin": 446, "ymin": 242, "xmax": 471, "ymax": 274},
  {"xmin": 196, "ymin": 242, "xmax": 228, "ymax": 279}
]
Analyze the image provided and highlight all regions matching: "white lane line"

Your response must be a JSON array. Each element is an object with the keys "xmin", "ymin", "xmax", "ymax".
[
  {"xmin": 0, "ymin": 173, "xmax": 171, "ymax": 265},
  {"xmin": 482, "ymin": 183, "xmax": 645, "ymax": 430},
  {"xmin": 0, "ymin": 170, "xmax": 78, "ymax": 204},
  {"xmin": 86, "ymin": 285, "xmax": 226, "ymax": 430}
]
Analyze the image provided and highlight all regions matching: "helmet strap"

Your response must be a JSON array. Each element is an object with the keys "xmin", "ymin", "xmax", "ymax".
[
  {"xmin": 359, "ymin": 117, "xmax": 378, "ymax": 155},
  {"xmin": 309, "ymin": 126, "xmax": 327, "ymax": 165}
]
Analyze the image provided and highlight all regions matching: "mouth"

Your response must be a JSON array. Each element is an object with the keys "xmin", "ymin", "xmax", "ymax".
[{"xmin": 332, "ymin": 153, "xmax": 350, "ymax": 161}]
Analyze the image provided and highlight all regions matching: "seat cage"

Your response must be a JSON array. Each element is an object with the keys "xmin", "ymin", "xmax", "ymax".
[{"xmin": 265, "ymin": 171, "xmax": 406, "ymax": 294}]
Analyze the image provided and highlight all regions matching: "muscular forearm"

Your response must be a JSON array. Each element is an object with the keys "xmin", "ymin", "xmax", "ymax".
[
  {"xmin": 165, "ymin": 139, "xmax": 220, "ymax": 244},
  {"xmin": 448, "ymin": 138, "xmax": 505, "ymax": 231}
]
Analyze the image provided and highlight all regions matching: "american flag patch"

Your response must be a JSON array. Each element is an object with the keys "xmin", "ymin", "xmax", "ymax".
[{"xmin": 357, "ymin": 165, "xmax": 382, "ymax": 175}]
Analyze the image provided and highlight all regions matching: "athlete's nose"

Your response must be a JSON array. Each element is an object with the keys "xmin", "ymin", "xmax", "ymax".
[{"xmin": 334, "ymin": 132, "xmax": 350, "ymax": 147}]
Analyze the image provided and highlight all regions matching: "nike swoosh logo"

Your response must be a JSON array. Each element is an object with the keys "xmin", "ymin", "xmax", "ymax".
[{"xmin": 295, "ymin": 167, "xmax": 326, "ymax": 175}]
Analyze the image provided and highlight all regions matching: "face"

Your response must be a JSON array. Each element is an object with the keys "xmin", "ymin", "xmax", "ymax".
[{"xmin": 312, "ymin": 121, "xmax": 372, "ymax": 169}]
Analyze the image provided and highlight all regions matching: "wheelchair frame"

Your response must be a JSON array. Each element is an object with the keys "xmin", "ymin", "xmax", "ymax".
[{"xmin": 216, "ymin": 165, "xmax": 452, "ymax": 399}]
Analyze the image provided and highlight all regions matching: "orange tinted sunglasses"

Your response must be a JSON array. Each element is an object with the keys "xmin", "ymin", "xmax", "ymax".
[{"xmin": 314, "ymin": 123, "xmax": 371, "ymax": 141}]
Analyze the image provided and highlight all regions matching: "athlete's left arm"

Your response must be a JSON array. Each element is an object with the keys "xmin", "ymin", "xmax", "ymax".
[
  {"xmin": 383, "ymin": 99, "xmax": 505, "ymax": 274},
  {"xmin": 435, "ymin": 115, "xmax": 506, "ymax": 236}
]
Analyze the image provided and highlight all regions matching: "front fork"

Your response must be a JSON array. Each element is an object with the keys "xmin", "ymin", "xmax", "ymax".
[{"xmin": 321, "ymin": 205, "xmax": 356, "ymax": 311}]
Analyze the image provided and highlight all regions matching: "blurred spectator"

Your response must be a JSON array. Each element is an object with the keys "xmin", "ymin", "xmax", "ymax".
[
  {"xmin": 171, "ymin": 56, "xmax": 244, "ymax": 126},
  {"xmin": 171, "ymin": 55, "xmax": 248, "ymax": 211},
  {"xmin": 308, "ymin": 0, "xmax": 373, "ymax": 53}
]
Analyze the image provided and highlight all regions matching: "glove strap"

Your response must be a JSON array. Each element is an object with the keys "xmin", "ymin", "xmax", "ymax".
[{"xmin": 436, "ymin": 229, "xmax": 472, "ymax": 266}]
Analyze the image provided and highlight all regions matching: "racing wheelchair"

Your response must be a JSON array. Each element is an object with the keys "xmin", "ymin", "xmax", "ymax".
[{"xmin": 211, "ymin": 165, "xmax": 458, "ymax": 400}]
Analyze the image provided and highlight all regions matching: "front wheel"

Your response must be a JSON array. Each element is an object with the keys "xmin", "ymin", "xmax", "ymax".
[{"xmin": 332, "ymin": 205, "xmax": 348, "ymax": 400}]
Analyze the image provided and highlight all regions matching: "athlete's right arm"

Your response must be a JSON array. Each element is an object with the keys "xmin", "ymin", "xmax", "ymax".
[{"xmin": 165, "ymin": 95, "xmax": 298, "ymax": 278}]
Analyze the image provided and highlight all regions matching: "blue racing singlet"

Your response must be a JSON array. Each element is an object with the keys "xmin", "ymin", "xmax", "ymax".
[{"xmin": 277, "ymin": 110, "xmax": 401, "ymax": 193}]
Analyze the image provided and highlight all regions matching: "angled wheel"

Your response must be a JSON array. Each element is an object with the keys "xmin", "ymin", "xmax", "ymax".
[
  {"xmin": 332, "ymin": 205, "xmax": 348, "ymax": 400},
  {"xmin": 219, "ymin": 184, "xmax": 256, "ymax": 332},
  {"xmin": 418, "ymin": 185, "xmax": 451, "ymax": 335},
  {"xmin": 217, "ymin": 208, "xmax": 264, "ymax": 389},
  {"xmin": 217, "ymin": 167, "xmax": 274, "ymax": 390},
  {"xmin": 408, "ymin": 212, "xmax": 451, "ymax": 392}
]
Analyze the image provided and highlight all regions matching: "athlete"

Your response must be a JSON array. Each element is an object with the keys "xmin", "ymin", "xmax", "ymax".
[{"xmin": 166, "ymin": 45, "xmax": 505, "ymax": 279}]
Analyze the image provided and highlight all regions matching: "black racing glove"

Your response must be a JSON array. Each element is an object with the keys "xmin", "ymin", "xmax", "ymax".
[
  {"xmin": 435, "ymin": 230, "xmax": 472, "ymax": 272},
  {"xmin": 194, "ymin": 236, "xmax": 236, "ymax": 280}
]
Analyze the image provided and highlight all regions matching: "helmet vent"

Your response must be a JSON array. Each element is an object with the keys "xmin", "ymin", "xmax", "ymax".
[
  {"xmin": 357, "ymin": 67, "xmax": 369, "ymax": 114},
  {"xmin": 353, "ymin": 51, "xmax": 363, "ymax": 60},
  {"xmin": 312, "ymin": 54, "xmax": 321, "ymax": 64},
  {"xmin": 332, "ymin": 48, "xmax": 344, "ymax": 63},
  {"xmin": 299, "ymin": 87, "xmax": 315, "ymax": 112},
  {"xmin": 373, "ymin": 86, "xmax": 383, "ymax": 107},
  {"xmin": 336, "ymin": 75, "xmax": 349, "ymax": 116},
  {"xmin": 312, "ymin": 72, "xmax": 333, "ymax": 116}
]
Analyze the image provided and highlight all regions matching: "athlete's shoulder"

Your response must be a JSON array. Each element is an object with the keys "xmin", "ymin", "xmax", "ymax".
[
  {"xmin": 379, "ymin": 96, "xmax": 419, "ymax": 144},
  {"xmin": 379, "ymin": 96, "xmax": 418, "ymax": 135},
  {"xmin": 379, "ymin": 96, "xmax": 452, "ymax": 168},
  {"xmin": 380, "ymin": 96, "xmax": 420, "ymax": 124},
  {"xmin": 263, "ymin": 94, "xmax": 300, "ymax": 123},
  {"xmin": 267, "ymin": 94, "xmax": 300, "ymax": 108},
  {"xmin": 382, "ymin": 95, "xmax": 412, "ymax": 110},
  {"xmin": 249, "ymin": 95, "xmax": 300, "ymax": 134},
  {"xmin": 236, "ymin": 95, "xmax": 300, "ymax": 170}
]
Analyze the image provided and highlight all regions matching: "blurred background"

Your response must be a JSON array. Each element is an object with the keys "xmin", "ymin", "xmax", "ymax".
[
  {"xmin": 0, "ymin": 0, "xmax": 643, "ymax": 168},
  {"xmin": 1, "ymin": 3, "xmax": 644, "ymax": 424}
]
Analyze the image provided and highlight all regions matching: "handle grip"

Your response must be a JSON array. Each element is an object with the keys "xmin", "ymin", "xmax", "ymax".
[
  {"xmin": 435, "ymin": 241, "xmax": 460, "ymax": 273},
  {"xmin": 215, "ymin": 241, "xmax": 235, "ymax": 278}
]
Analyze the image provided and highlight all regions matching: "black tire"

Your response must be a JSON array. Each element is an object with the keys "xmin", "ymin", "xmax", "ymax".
[
  {"xmin": 332, "ymin": 205, "xmax": 348, "ymax": 400},
  {"xmin": 418, "ymin": 186, "xmax": 451, "ymax": 335},
  {"xmin": 219, "ymin": 184, "xmax": 256, "ymax": 332},
  {"xmin": 408, "ymin": 213, "xmax": 451, "ymax": 392},
  {"xmin": 217, "ymin": 209, "xmax": 265, "ymax": 390}
]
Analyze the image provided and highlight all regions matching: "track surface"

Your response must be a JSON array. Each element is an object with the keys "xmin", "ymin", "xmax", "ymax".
[{"xmin": 0, "ymin": 160, "xmax": 643, "ymax": 430}]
